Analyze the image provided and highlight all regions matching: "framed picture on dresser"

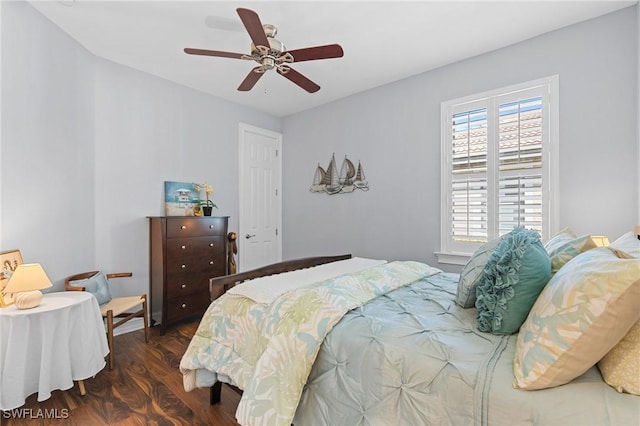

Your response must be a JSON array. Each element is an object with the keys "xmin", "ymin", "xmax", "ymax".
[
  {"xmin": 164, "ymin": 181, "xmax": 200, "ymax": 216},
  {"xmin": 0, "ymin": 249, "xmax": 23, "ymax": 307}
]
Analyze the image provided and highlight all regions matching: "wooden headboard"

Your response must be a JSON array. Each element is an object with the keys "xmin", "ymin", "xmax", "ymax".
[{"xmin": 209, "ymin": 254, "xmax": 352, "ymax": 299}]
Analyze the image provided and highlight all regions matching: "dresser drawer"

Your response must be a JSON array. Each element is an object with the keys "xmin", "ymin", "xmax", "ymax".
[
  {"xmin": 166, "ymin": 253, "xmax": 226, "ymax": 276},
  {"xmin": 166, "ymin": 291, "xmax": 211, "ymax": 323},
  {"xmin": 166, "ymin": 236, "xmax": 225, "ymax": 258},
  {"xmin": 166, "ymin": 274, "xmax": 206, "ymax": 298},
  {"xmin": 166, "ymin": 217, "xmax": 227, "ymax": 238}
]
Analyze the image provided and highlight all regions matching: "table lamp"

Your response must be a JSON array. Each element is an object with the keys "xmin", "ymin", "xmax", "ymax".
[
  {"xmin": 3, "ymin": 263, "xmax": 53, "ymax": 309},
  {"xmin": 591, "ymin": 235, "xmax": 610, "ymax": 247}
]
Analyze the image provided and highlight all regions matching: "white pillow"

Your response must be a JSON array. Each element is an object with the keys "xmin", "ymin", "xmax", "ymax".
[
  {"xmin": 609, "ymin": 231, "xmax": 640, "ymax": 258},
  {"xmin": 456, "ymin": 238, "xmax": 502, "ymax": 308}
]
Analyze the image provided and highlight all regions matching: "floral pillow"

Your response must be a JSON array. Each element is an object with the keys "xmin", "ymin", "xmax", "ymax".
[
  {"xmin": 544, "ymin": 227, "xmax": 597, "ymax": 275},
  {"xmin": 475, "ymin": 228, "xmax": 551, "ymax": 335},
  {"xmin": 513, "ymin": 247, "xmax": 640, "ymax": 390}
]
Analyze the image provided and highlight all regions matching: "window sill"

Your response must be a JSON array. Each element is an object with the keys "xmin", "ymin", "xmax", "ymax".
[{"xmin": 434, "ymin": 252, "xmax": 471, "ymax": 266}]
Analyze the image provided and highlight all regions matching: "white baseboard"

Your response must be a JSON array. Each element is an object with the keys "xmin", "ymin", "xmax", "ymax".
[{"xmin": 111, "ymin": 317, "xmax": 145, "ymax": 336}]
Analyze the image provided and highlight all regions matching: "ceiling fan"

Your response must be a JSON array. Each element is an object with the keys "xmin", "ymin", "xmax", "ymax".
[{"xmin": 184, "ymin": 8, "xmax": 344, "ymax": 93}]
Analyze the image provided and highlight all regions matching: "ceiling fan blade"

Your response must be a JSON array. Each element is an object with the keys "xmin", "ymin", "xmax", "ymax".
[
  {"xmin": 204, "ymin": 15, "xmax": 244, "ymax": 32},
  {"xmin": 284, "ymin": 44, "xmax": 344, "ymax": 63},
  {"xmin": 238, "ymin": 67, "xmax": 265, "ymax": 91},
  {"xmin": 184, "ymin": 48, "xmax": 245, "ymax": 59},
  {"xmin": 277, "ymin": 67, "xmax": 320, "ymax": 93},
  {"xmin": 236, "ymin": 8, "xmax": 269, "ymax": 49}
]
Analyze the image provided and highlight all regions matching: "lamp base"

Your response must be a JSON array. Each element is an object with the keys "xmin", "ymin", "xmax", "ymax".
[{"xmin": 13, "ymin": 290, "xmax": 43, "ymax": 309}]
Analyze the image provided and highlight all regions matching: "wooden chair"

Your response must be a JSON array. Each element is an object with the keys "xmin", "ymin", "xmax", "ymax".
[{"xmin": 64, "ymin": 271, "xmax": 150, "ymax": 370}]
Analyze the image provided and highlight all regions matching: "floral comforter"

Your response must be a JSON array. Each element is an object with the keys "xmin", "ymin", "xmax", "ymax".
[{"xmin": 179, "ymin": 261, "xmax": 440, "ymax": 426}]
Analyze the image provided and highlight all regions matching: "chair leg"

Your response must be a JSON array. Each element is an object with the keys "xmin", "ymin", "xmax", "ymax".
[
  {"xmin": 142, "ymin": 296, "xmax": 150, "ymax": 343},
  {"xmin": 106, "ymin": 310, "xmax": 114, "ymax": 370}
]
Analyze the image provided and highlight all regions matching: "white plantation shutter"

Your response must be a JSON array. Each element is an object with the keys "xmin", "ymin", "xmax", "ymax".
[
  {"xmin": 451, "ymin": 178, "xmax": 488, "ymax": 241},
  {"xmin": 497, "ymin": 96, "xmax": 544, "ymax": 235},
  {"xmin": 440, "ymin": 77, "xmax": 558, "ymax": 261},
  {"xmin": 451, "ymin": 107, "xmax": 488, "ymax": 243},
  {"xmin": 498, "ymin": 175, "xmax": 543, "ymax": 234}
]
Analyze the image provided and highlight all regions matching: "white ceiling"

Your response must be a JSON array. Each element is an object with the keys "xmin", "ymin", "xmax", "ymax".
[{"xmin": 29, "ymin": 0, "xmax": 636, "ymax": 117}]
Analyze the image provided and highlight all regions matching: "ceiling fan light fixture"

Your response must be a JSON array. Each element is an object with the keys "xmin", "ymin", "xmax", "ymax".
[{"xmin": 261, "ymin": 57, "xmax": 276, "ymax": 70}]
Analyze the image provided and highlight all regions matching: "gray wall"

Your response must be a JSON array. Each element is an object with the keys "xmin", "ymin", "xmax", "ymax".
[
  {"xmin": 1, "ymin": 1, "xmax": 638, "ymax": 294},
  {"xmin": 0, "ymin": 1, "xmax": 281, "ymax": 295},
  {"xmin": 282, "ymin": 6, "xmax": 639, "ymax": 272}
]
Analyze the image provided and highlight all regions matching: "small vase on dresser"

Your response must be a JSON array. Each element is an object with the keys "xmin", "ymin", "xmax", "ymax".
[{"xmin": 148, "ymin": 216, "xmax": 229, "ymax": 334}]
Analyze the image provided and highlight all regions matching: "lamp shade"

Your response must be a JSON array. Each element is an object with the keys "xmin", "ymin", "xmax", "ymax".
[
  {"xmin": 591, "ymin": 235, "xmax": 610, "ymax": 247},
  {"xmin": 4, "ymin": 263, "xmax": 53, "ymax": 293}
]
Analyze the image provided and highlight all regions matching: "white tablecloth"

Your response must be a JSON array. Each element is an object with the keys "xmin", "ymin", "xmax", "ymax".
[{"xmin": 0, "ymin": 292, "xmax": 109, "ymax": 410}]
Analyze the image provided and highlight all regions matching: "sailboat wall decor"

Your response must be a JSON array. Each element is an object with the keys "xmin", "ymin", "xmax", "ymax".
[{"xmin": 310, "ymin": 153, "xmax": 369, "ymax": 194}]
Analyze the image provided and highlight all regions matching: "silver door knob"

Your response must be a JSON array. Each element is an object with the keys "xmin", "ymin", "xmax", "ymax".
[{"xmin": 245, "ymin": 234, "xmax": 256, "ymax": 239}]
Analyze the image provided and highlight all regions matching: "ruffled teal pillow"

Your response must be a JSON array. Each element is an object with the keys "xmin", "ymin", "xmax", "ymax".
[{"xmin": 476, "ymin": 228, "xmax": 551, "ymax": 335}]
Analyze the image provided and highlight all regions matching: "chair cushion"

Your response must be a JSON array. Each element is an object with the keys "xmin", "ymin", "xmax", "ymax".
[
  {"xmin": 476, "ymin": 228, "xmax": 551, "ymax": 335},
  {"xmin": 69, "ymin": 271, "xmax": 112, "ymax": 305},
  {"xmin": 513, "ymin": 247, "xmax": 640, "ymax": 390},
  {"xmin": 100, "ymin": 295, "xmax": 145, "ymax": 317}
]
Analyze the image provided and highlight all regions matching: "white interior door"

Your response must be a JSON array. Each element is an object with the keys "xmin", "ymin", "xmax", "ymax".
[{"xmin": 238, "ymin": 123, "xmax": 282, "ymax": 272}]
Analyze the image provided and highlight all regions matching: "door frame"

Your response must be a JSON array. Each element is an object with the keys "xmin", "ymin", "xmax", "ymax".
[{"xmin": 238, "ymin": 122, "xmax": 283, "ymax": 272}]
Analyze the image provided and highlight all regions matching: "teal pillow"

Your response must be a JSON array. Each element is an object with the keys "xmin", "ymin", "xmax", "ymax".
[
  {"xmin": 476, "ymin": 228, "xmax": 551, "ymax": 335},
  {"xmin": 69, "ymin": 271, "xmax": 112, "ymax": 305},
  {"xmin": 456, "ymin": 237, "xmax": 502, "ymax": 308}
]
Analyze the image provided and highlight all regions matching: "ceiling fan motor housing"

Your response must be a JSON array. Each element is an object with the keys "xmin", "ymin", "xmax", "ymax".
[
  {"xmin": 250, "ymin": 36, "xmax": 284, "ymax": 55},
  {"xmin": 249, "ymin": 24, "xmax": 286, "ymax": 70}
]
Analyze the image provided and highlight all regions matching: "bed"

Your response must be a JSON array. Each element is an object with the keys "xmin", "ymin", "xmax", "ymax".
[{"xmin": 180, "ymin": 230, "xmax": 640, "ymax": 426}]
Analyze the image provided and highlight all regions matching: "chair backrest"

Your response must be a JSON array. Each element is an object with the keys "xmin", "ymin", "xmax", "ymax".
[
  {"xmin": 64, "ymin": 271, "xmax": 133, "ymax": 292},
  {"xmin": 65, "ymin": 271, "xmax": 100, "ymax": 291}
]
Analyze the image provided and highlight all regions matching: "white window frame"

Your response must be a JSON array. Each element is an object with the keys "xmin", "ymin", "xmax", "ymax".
[{"xmin": 437, "ymin": 76, "xmax": 559, "ymax": 265}]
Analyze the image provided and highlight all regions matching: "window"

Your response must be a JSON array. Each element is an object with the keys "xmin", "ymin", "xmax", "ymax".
[{"xmin": 438, "ymin": 76, "xmax": 559, "ymax": 264}]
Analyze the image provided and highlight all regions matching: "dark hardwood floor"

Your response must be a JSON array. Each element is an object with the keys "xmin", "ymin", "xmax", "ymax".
[{"xmin": 1, "ymin": 320, "xmax": 241, "ymax": 425}]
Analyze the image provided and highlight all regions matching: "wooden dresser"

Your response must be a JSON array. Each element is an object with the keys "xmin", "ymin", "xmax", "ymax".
[{"xmin": 148, "ymin": 216, "xmax": 229, "ymax": 333}]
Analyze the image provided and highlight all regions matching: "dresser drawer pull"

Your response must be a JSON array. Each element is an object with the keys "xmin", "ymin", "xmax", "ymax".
[
  {"xmin": 181, "ymin": 264, "xmax": 186, "ymax": 269},
  {"xmin": 209, "ymin": 261, "xmax": 214, "ymax": 265},
  {"xmin": 209, "ymin": 225, "xmax": 215, "ymax": 229},
  {"xmin": 181, "ymin": 284, "xmax": 186, "ymax": 289},
  {"xmin": 181, "ymin": 303, "xmax": 187, "ymax": 309},
  {"xmin": 181, "ymin": 225, "xmax": 187, "ymax": 230},
  {"xmin": 181, "ymin": 245, "xmax": 186, "ymax": 250},
  {"xmin": 209, "ymin": 243, "xmax": 214, "ymax": 247}
]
